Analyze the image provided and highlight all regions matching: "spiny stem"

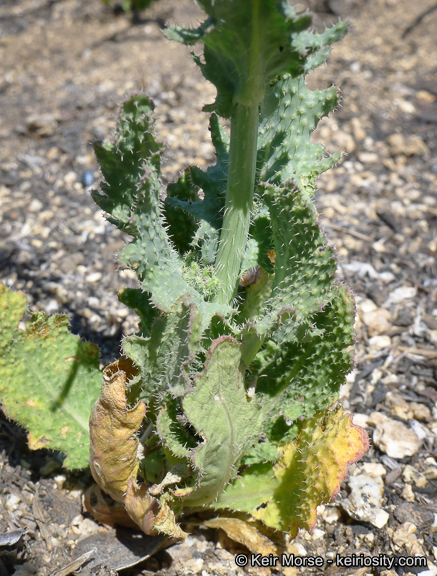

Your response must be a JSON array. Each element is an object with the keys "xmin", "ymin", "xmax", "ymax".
[{"xmin": 213, "ymin": 103, "xmax": 259, "ymax": 305}]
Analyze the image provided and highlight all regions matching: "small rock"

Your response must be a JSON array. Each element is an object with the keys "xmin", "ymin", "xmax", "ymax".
[
  {"xmin": 416, "ymin": 90, "xmax": 436, "ymax": 103},
  {"xmin": 367, "ymin": 412, "xmax": 390, "ymax": 427},
  {"xmin": 394, "ymin": 502, "xmax": 435, "ymax": 528},
  {"xmin": 394, "ymin": 307, "xmax": 414, "ymax": 326},
  {"xmin": 5, "ymin": 494, "xmax": 21, "ymax": 511},
  {"xmin": 428, "ymin": 330, "xmax": 437, "ymax": 346},
  {"xmin": 351, "ymin": 117, "xmax": 366, "ymax": 141},
  {"xmin": 358, "ymin": 152, "xmax": 379, "ymax": 164},
  {"xmin": 410, "ymin": 402, "xmax": 432, "ymax": 422},
  {"xmin": 386, "ymin": 133, "xmax": 428, "ymax": 157},
  {"xmin": 402, "ymin": 464, "xmax": 427, "ymax": 487},
  {"xmin": 424, "ymin": 466, "xmax": 437, "ymax": 481},
  {"xmin": 358, "ymin": 462, "xmax": 387, "ymax": 478},
  {"xmin": 385, "ymin": 468, "xmax": 402, "ymax": 485},
  {"xmin": 344, "ymin": 263, "xmax": 380, "ymax": 280},
  {"xmin": 385, "ymin": 391, "xmax": 411, "ymax": 420},
  {"xmin": 81, "ymin": 170, "xmax": 95, "ymax": 187},
  {"xmin": 423, "ymin": 314, "xmax": 437, "ymax": 331},
  {"xmin": 368, "ymin": 334, "xmax": 391, "ymax": 353},
  {"xmin": 29, "ymin": 198, "xmax": 43, "ymax": 212},
  {"xmin": 385, "ymin": 285, "xmax": 417, "ymax": 304},
  {"xmin": 64, "ymin": 171, "xmax": 78, "ymax": 185},
  {"xmin": 361, "ymin": 308, "xmax": 392, "ymax": 337},
  {"xmin": 373, "ymin": 420, "xmax": 421, "ymax": 458},
  {"xmin": 333, "ymin": 130, "xmax": 356, "ymax": 153},
  {"xmin": 379, "ymin": 271, "xmax": 396, "ymax": 284},
  {"xmin": 352, "ymin": 413, "xmax": 370, "ymax": 428},
  {"xmin": 395, "ymin": 524, "xmax": 418, "ymax": 546},
  {"xmin": 402, "ymin": 465, "xmax": 416, "ymax": 483},
  {"xmin": 392, "ymin": 522, "xmax": 425, "ymax": 557},
  {"xmin": 85, "ymin": 272, "xmax": 103, "ymax": 283},
  {"xmin": 26, "ymin": 112, "xmax": 59, "ymax": 136},
  {"xmin": 320, "ymin": 505, "xmax": 341, "ymax": 524},
  {"xmin": 341, "ymin": 474, "xmax": 389, "ymax": 528},
  {"xmin": 401, "ymin": 483, "xmax": 415, "ymax": 502},
  {"xmin": 396, "ymin": 99, "xmax": 416, "ymax": 114},
  {"xmin": 409, "ymin": 419, "xmax": 430, "ymax": 441}
]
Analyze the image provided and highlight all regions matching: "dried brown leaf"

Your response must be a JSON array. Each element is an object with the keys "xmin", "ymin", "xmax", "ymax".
[{"xmin": 89, "ymin": 358, "xmax": 145, "ymax": 502}]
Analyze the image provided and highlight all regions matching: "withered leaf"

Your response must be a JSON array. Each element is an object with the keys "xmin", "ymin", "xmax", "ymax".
[{"xmin": 89, "ymin": 358, "xmax": 145, "ymax": 502}]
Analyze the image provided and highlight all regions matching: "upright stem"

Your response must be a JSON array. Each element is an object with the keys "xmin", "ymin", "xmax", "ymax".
[{"xmin": 213, "ymin": 103, "xmax": 259, "ymax": 305}]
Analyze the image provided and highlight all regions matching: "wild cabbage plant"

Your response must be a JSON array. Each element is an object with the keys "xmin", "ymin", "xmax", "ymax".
[{"xmin": 0, "ymin": 0, "xmax": 368, "ymax": 541}]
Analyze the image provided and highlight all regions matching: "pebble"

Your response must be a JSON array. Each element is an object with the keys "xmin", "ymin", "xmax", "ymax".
[
  {"xmin": 81, "ymin": 170, "xmax": 95, "ymax": 187},
  {"xmin": 394, "ymin": 502, "xmax": 435, "ymax": 529},
  {"xmin": 373, "ymin": 420, "xmax": 421, "ymax": 458},
  {"xmin": 320, "ymin": 505, "xmax": 341, "ymax": 524},
  {"xmin": 384, "ymin": 285, "xmax": 417, "ymax": 304},
  {"xmin": 385, "ymin": 392, "xmax": 411, "ymax": 420},
  {"xmin": 416, "ymin": 90, "xmax": 436, "ymax": 103},
  {"xmin": 409, "ymin": 419, "xmax": 431, "ymax": 442},
  {"xmin": 392, "ymin": 522, "xmax": 424, "ymax": 557},
  {"xmin": 429, "ymin": 330, "xmax": 437, "ymax": 346},
  {"xmin": 25, "ymin": 112, "xmax": 59, "ymax": 136},
  {"xmin": 385, "ymin": 468, "xmax": 402, "ymax": 485},
  {"xmin": 85, "ymin": 272, "xmax": 103, "ymax": 283},
  {"xmin": 401, "ymin": 484, "xmax": 415, "ymax": 502},
  {"xmin": 367, "ymin": 411, "xmax": 390, "ymax": 427},
  {"xmin": 402, "ymin": 465, "xmax": 427, "ymax": 488},
  {"xmin": 358, "ymin": 152, "xmax": 379, "ymax": 164},
  {"xmin": 361, "ymin": 308, "xmax": 392, "ymax": 337},
  {"xmin": 352, "ymin": 413, "xmax": 370, "ymax": 428},
  {"xmin": 410, "ymin": 402, "xmax": 432, "ymax": 422},
  {"xmin": 28, "ymin": 198, "xmax": 43, "ymax": 212},
  {"xmin": 343, "ymin": 262, "xmax": 380, "ymax": 280},
  {"xmin": 386, "ymin": 133, "xmax": 429, "ymax": 157},
  {"xmin": 368, "ymin": 334, "xmax": 391, "ymax": 353},
  {"xmin": 5, "ymin": 493, "xmax": 21, "ymax": 511},
  {"xmin": 341, "ymin": 473, "xmax": 389, "ymax": 528},
  {"xmin": 360, "ymin": 462, "xmax": 387, "ymax": 478}
]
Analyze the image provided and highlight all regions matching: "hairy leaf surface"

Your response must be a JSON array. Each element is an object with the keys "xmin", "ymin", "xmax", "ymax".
[{"xmin": 0, "ymin": 283, "xmax": 101, "ymax": 469}]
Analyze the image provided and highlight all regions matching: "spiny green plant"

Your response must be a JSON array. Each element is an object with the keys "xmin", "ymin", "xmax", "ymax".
[{"xmin": 0, "ymin": 0, "xmax": 368, "ymax": 542}]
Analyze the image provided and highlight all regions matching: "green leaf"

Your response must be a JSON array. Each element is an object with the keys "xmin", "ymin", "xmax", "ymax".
[
  {"xmin": 255, "ymin": 284, "xmax": 356, "ymax": 443},
  {"xmin": 258, "ymin": 75, "xmax": 342, "ymax": 196},
  {"xmin": 0, "ymin": 283, "xmax": 102, "ymax": 469},
  {"xmin": 156, "ymin": 399, "xmax": 198, "ymax": 459},
  {"xmin": 117, "ymin": 287, "xmax": 158, "ymax": 336},
  {"xmin": 166, "ymin": 0, "xmax": 314, "ymax": 117},
  {"xmin": 165, "ymin": 114, "xmax": 229, "ymax": 265},
  {"xmin": 123, "ymin": 298, "xmax": 202, "ymax": 407},
  {"xmin": 182, "ymin": 337, "xmax": 263, "ymax": 507},
  {"xmin": 166, "ymin": 2, "xmax": 345, "ymax": 118},
  {"xmin": 93, "ymin": 95, "xmax": 230, "ymax": 327},
  {"xmin": 254, "ymin": 181, "xmax": 337, "ymax": 334},
  {"xmin": 213, "ymin": 463, "xmax": 277, "ymax": 512}
]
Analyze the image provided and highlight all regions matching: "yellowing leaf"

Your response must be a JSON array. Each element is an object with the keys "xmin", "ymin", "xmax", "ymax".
[
  {"xmin": 203, "ymin": 517, "xmax": 280, "ymax": 556},
  {"xmin": 253, "ymin": 406, "xmax": 369, "ymax": 536},
  {"xmin": 125, "ymin": 478, "xmax": 186, "ymax": 541},
  {"xmin": 0, "ymin": 282, "xmax": 102, "ymax": 469}
]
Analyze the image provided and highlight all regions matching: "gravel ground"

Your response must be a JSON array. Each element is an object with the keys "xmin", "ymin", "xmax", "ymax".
[{"xmin": 0, "ymin": 0, "xmax": 437, "ymax": 575}]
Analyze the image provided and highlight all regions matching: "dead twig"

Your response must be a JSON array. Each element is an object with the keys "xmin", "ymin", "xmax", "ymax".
[
  {"xmin": 402, "ymin": 3, "xmax": 437, "ymax": 37},
  {"xmin": 50, "ymin": 548, "xmax": 97, "ymax": 576}
]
